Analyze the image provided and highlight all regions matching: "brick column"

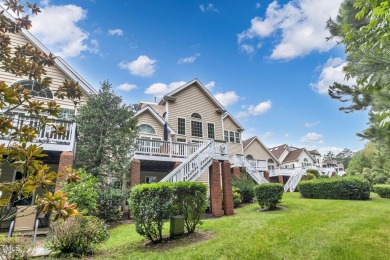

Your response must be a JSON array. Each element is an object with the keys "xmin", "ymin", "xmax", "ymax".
[
  {"xmin": 278, "ymin": 175, "xmax": 284, "ymax": 184},
  {"xmin": 264, "ymin": 171, "xmax": 270, "ymax": 181},
  {"xmin": 209, "ymin": 160, "xmax": 223, "ymax": 217},
  {"xmin": 173, "ymin": 162, "xmax": 181, "ymax": 169},
  {"xmin": 222, "ymin": 160, "xmax": 234, "ymax": 216},
  {"xmin": 233, "ymin": 167, "xmax": 240, "ymax": 179},
  {"xmin": 131, "ymin": 159, "xmax": 141, "ymax": 187},
  {"xmin": 55, "ymin": 151, "xmax": 73, "ymax": 191}
]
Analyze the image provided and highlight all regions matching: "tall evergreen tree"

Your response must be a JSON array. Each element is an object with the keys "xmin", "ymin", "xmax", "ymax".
[{"xmin": 76, "ymin": 81, "xmax": 138, "ymax": 190}]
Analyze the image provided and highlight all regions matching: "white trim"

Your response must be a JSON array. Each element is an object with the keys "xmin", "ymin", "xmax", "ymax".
[
  {"xmin": 207, "ymin": 122, "xmax": 215, "ymax": 139},
  {"xmin": 135, "ymin": 105, "xmax": 176, "ymax": 135},
  {"xmin": 138, "ymin": 124, "xmax": 157, "ymax": 135},
  {"xmin": 190, "ymin": 119, "xmax": 203, "ymax": 138},
  {"xmin": 177, "ymin": 116, "xmax": 186, "ymax": 136},
  {"xmin": 223, "ymin": 112, "xmax": 245, "ymax": 131},
  {"xmin": 243, "ymin": 136, "xmax": 281, "ymax": 165}
]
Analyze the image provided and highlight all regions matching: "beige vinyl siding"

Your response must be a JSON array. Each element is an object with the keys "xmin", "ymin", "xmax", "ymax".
[
  {"xmin": 244, "ymin": 140, "xmax": 273, "ymax": 161},
  {"xmin": 136, "ymin": 110, "xmax": 164, "ymax": 139},
  {"xmin": 167, "ymin": 84, "xmax": 223, "ymax": 141},
  {"xmin": 223, "ymin": 116, "xmax": 243, "ymax": 155},
  {"xmin": 0, "ymin": 33, "xmax": 89, "ymax": 109}
]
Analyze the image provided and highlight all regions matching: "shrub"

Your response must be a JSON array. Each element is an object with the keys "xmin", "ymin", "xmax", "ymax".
[
  {"xmin": 172, "ymin": 182, "xmax": 208, "ymax": 234},
  {"xmin": 61, "ymin": 168, "xmax": 99, "ymax": 216},
  {"xmin": 46, "ymin": 215, "xmax": 108, "ymax": 257},
  {"xmin": 298, "ymin": 177, "xmax": 370, "ymax": 200},
  {"xmin": 301, "ymin": 172, "xmax": 315, "ymax": 181},
  {"xmin": 96, "ymin": 186, "xmax": 127, "ymax": 222},
  {"xmin": 253, "ymin": 183, "xmax": 284, "ymax": 210},
  {"xmin": 373, "ymin": 184, "xmax": 390, "ymax": 198},
  {"xmin": 129, "ymin": 182, "xmax": 173, "ymax": 243},
  {"xmin": 0, "ymin": 235, "xmax": 34, "ymax": 260},
  {"xmin": 306, "ymin": 169, "xmax": 320, "ymax": 178},
  {"xmin": 232, "ymin": 187, "xmax": 241, "ymax": 207},
  {"xmin": 232, "ymin": 170, "xmax": 256, "ymax": 203}
]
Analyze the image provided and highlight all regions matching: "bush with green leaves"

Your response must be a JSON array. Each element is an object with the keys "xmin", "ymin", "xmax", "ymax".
[
  {"xmin": 298, "ymin": 177, "xmax": 370, "ymax": 200},
  {"xmin": 306, "ymin": 169, "xmax": 320, "ymax": 178},
  {"xmin": 96, "ymin": 185, "xmax": 127, "ymax": 222},
  {"xmin": 0, "ymin": 235, "xmax": 34, "ymax": 260},
  {"xmin": 129, "ymin": 182, "xmax": 173, "ymax": 244},
  {"xmin": 46, "ymin": 215, "xmax": 108, "ymax": 257},
  {"xmin": 301, "ymin": 172, "xmax": 315, "ymax": 181},
  {"xmin": 373, "ymin": 184, "xmax": 390, "ymax": 198},
  {"xmin": 232, "ymin": 170, "xmax": 256, "ymax": 203},
  {"xmin": 172, "ymin": 182, "xmax": 208, "ymax": 234},
  {"xmin": 61, "ymin": 168, "xmax": 99, "ymax": 216},
  {"xmin": 253, "ymin": 183, "xmax": 284, "ymax": 210},
  {"xmin": 232, "ymin": 187, "xmax": 241, "ymax": 207}
]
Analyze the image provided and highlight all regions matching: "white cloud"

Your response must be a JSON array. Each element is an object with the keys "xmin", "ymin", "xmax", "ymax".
[
  {"xmin": 144, "ymin": 81, "xmax": 186, "ymax": 98},
  {"xmin": 30, "ymin": 4, "xmax": 94, "ymax": 57},
  {"xmin": 237, "ymin": 100, "xmax": 272, "ymax": 118},
  {"xmin": 256, "ymin": 3, "xmax": 261, "ymax": 9},
  {"xmin": 311, "ymin": 57, "xmax": 356, "ymax": 94},
  {"xmin": 119, "ymin": 55, "xmax": 157, "ymax": 77},
  {"xmin": 204, "ymin": 81, "xmax": 215, "ymax": 90},
  {"xmin": 300, "ymin": 132, "xmax": 324, "ymax": 143},
  {"xmin": 40, "ymin": 0, "xmax": 50, "ymax": 6},
  {"xmin": 117, "ymin": 83, "xmax": 137, "ymax": 91},
  {"xmin": 304, "ymin": 121, "xmax": 320, "ymax": 127},
  {"xmin": 285, "ymin": 133, "xmax": 290, "ymax": 138},
  {"xmin": 178, "ymin": 53, "xmax": 200, "ymax": 64},
  {"xmin": 240, "ymin": 44, "xmax": 256, "ymax": 55},
  {"xmin": 214, "ymin": 91, "xmax": 240, "ymax": 107},
  {"xmin": 260, "ymin": 131, "xmax": 273, "ymax": 139},
  {"xmin": 199, "ymin": 3, "xmax": 218, "ymax": 13},
  {"xmin": 318, "ymin": 146, "xmax": 344, "ymax": 155},
  {"xmin": 108, "ymin": 29, "xmax": 124, "ymax": 36},
  {"xmin": 238, "ymin": 0, "xmax": 342, "ymax": 59}
]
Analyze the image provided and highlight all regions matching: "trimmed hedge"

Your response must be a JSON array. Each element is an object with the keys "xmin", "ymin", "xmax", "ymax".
[
  {"xmin": 253, "ymin": 183, "xmax": 284, "ymax": 210},
  {"xmin": 298, "ymin": 177, "xmax": 370, "ymax": 200},
  {"xmin": 373, "ymin": 184, "xmax": 390, "ymax": 198},
  {"xmin": 232, "ymin": 187, "xmax": 241, "ymax": 207},
  {"xmin": 172, "ymin": 182, "xmax": 208, "ymax": 234}
]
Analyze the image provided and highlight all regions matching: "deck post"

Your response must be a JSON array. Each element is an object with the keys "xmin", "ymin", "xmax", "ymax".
[{"xmin": 209, "ymin": 160, "xmax": 223, "ymax": 217}]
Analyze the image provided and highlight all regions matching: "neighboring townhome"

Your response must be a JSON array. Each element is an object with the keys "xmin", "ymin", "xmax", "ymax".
[
  {"xmin": 0, "ymin": 6, "xmax": 96, "ymax": 209},
  {"xmin": 309, "ymin": 149, "xmax": 322, "ymax": 167}
]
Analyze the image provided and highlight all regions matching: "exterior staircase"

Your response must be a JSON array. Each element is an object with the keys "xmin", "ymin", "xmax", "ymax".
[
  {"xmin": 231, "ymin": 154, "xmax": 269, "ymax": 184},
  {"xmin": 160, "ymin": 140, "xmax": 215, "ymax": 182},
  {"xmin": 284, "ymin": 167, "xmax": 306, "ymax": 192}
]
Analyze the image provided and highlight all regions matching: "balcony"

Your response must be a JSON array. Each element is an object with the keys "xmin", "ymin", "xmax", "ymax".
[
  {"xmin": 247, "ymin": 159, "xmax": 268, "ymax": 171},
  {"xmin": 0, "ymin": 114, "xmax": 76, "ymax": 152},
  {"xmin": 133, "ymin": 138, "xmax": 228, "ymax": 161}
]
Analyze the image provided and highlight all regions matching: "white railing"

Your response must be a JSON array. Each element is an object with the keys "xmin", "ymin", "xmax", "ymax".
[
  {"xmin": 0, "ymin": 114, "xmax": 75, "ymax": 145},
  {"xmin": 317, "ymin": 167, "xmax": 337, "ymax": 177},
  {"xmin": 284, "ymin": 167, "xmax": 306, "ymax": 192},
  {"xmin": 232, "ymin": 154, "xmax": 268, "ymax": 184},
  {"xmin": 135, "ymin": 139, "xmax": 201, "ymax": 158},
  {"xmin": 214, "ymin": 140, "xmax": 228, "ymax": 157},
  {"xmin": 161, "ymin": 140, "xmax": 215, "ymax": 182},
  {"xmin": 248, "ymin": 159, "xmax": 268, "ymax": 171}
]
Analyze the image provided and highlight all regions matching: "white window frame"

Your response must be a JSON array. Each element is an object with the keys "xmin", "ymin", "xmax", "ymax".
[
  {"xmin": 138, "ymin": 124, "xmax": 157, "ymax": 135},
  {"xmin": 145, "ymin": 176, "xmax": 157, "ymax": 184},
  {"xmin": 177, "ymin": 117, "xmax": 186, "ymax": 136},
  {"xmin": 207, "ymin": 122, "xmax": 215, "ymax": 139}
]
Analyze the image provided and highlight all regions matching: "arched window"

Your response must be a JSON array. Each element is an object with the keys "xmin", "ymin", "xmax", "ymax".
[
  {"xmin": 191, "ymin": 113, "xmax": 202, "ymax": 119},
  {"xmin": 267, "ymin": 158, "xmax": 274, "ymax": 164},
  {"xmin": 246, "ymin": 154, "xmax": 254, "ymax": 160},
  {"xmin": 138, "ymin": 124, "xmax": 156, "ymax": 134},
  {"xmin": 12, "ymin": 80, "xmax": 53, "ymax": 99},
  {"xmin": 303, "ymin": 158, "xmax": 308, "ymax": 162}
]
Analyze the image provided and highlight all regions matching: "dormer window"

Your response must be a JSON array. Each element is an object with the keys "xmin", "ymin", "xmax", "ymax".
[
  {"xmin": 139, "ymin": 124, "xmax": 156, "ymax": 135},
  {"xmin": 12, "ymin": 80, "xmax": 53, "ymax": 99}
]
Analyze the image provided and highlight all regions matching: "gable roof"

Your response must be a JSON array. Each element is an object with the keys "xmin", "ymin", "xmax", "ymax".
[
  {"xmin": 309, "ymin": 149, "xmax": 321, "ymax": 156},
  {"xmin": 134, "ymin": 105, "xmax": 176, "ymax": 134},
  {"xmin": 243, "ymin": 136, "xmax": 280, "ymax": 164},
  {"xmin": 0, "ymin": 5, "xmax": 96, "ymax": 95},
  {"xmin": 269, "ymin": 144, "xmax": 289, "ymax": 160},
  {"xmin": 283, "ymin": 148, "xmax": 316, "ymax": 163},
  {"xmin": 158, "ymin": 79, "xmax": 226, "ymax": 112},
  {"xmin": 223, "ymin": 112, "xmax": 244, "ymax": 131}
]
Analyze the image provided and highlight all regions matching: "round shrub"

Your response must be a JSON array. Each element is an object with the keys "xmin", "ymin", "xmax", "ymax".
[
  {"xmin": 298, "ymin": 177, "xmax": 370, "ymax": 200},
  {"xmin": 96, "ymin": 185, "xmax": 127, "ymax": 223},
  {"xmin": 301, "ymin": 172, "xmax": 315, "ymax": 181},
  {"xmin": 306, "ymin": 169, "xmax": 320, "ymax": 178},
  {"xmin": 46, "ymin": 215, "xmax": 108, "ymax": 257},
  {"xmin": 172, "ymin": 182, "xmax": 208, "ymax": 234},
  {"xmin": 232, "ymin": 187, "xmax": 241, "ymax": 207},
  {"xmin": 253, "ymin": 183, "xmax": 284, "ymax": 210},
  {"xmin": 232, "ymin": 173, "xmax": 256, "ymax": 203},
  {"xmin": 373, "ymin": 184, "xmax": 390, "ymax": 198},
  {"xmin": 129, "ymin": 182, "xmax": 173, "ymax": 243}
]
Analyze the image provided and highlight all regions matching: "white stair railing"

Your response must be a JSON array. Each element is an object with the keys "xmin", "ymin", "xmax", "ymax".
[
  {"xmin": 234, "ymin": 155, "xmax": 268, "ymax": 184},
  {"xmin": 160, "ymin": 140, "xmax": 215, "ymax": 182},
  {"xmin": 284, "ymin": 167, "xmax": 305, "ymax": 192}
]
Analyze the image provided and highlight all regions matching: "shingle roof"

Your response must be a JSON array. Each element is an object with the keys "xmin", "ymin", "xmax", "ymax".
[
  {"xmin": 282, "ymin": 148, "xmax": 303, "ymax": 163},
  {"xmin": 242, "ymin": 136, "xmax": 256, "ymax": 150},
  {"xmin": 309, "ymin": 149, "xmax": 321, "ymax": 156},
  {"xmin": 269, "ymin": 144, "xmax": 288, "ymax": 159}
]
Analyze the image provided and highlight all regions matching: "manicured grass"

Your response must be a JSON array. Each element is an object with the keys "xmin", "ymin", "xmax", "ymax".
[{"xmin": 97, "ymin": 193, "xmax": 390, "ymax": 259}]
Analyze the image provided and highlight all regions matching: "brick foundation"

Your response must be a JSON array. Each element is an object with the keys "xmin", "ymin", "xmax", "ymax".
[
  {"xmin": 222, "ymin": 160, "xmax": 234, "ymax": 215},
  {"xmin": 233, "ymin": 167, "xmax": 240, "ymax": 179},
  {"xmin": 278, "ymin": 175, "xmax": 284, "ymax": 184},
  {"xmin": 55, "ymin": 151, "xmax": 73, "ymax": 191},
  {"xmin": 131, "ymin": 159, "xmax": 141, "ymax": 187},
  {"xmin": 264, "ymin": 171, "xmax": 270, "ymax": 181},
  {"xmin": 209, "ymin": 160, "xmax": 223, "ymax": 217}
]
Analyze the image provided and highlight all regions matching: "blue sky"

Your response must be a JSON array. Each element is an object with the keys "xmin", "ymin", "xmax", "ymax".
[{"xmin": 25, "ymin": 0, "xmax": 368, "ymax": 154}]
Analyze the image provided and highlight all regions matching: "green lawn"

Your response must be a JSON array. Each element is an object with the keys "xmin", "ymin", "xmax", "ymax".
[{"xmin": 97, "ymin": 193, "xmax": 390, "ymax": 259}]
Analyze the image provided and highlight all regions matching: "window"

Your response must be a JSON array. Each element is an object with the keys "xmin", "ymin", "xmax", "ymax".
[
  {"xmin": 58, "ymin": 108, "xmax": 75, "ymax": 120},
  {"xmin": 224, "ymin": 131, "xmax": 229, "ymax": 142},
  {"xmin": 246, "ymin": 154, "xmax": 254, "ymax": 160},
  {"xmin": 267, "ymin": 159, "xmax": 274, "ymax": 164},
  {"xmin": 139, "ymin": 124, "xmax": 156, "ymax": 134},
  {"xmin": 12, "ymin": 80, "xmax": 53, "ymax": 99},
  {"xmin": 235, "ymin": 132, "xmax": 240, "ymax": 143},
  {"xmin": 191, "ymin": 121, "xmax": 203, "ymax": 137},
  {"xmin": 177, "ymin": 138, "xmax": 186, "ymax": 143},
  {"xmin": 191, "ymin": 113, "xmax": 202, "ymax": 119},
  {"xmin": 177, "ymin": 118, "xmax": 185, "ymax": 135},
  {"xmin": 229, "ymin": 131, "xmax": 234, "ymax": 142},
  {"xmin": 207, "ymin": 123, "xmax": 215, "ymax": 139},
  {"xmin": 145, "ymin": 176, "xmax": 157, "ymax": 184}
]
